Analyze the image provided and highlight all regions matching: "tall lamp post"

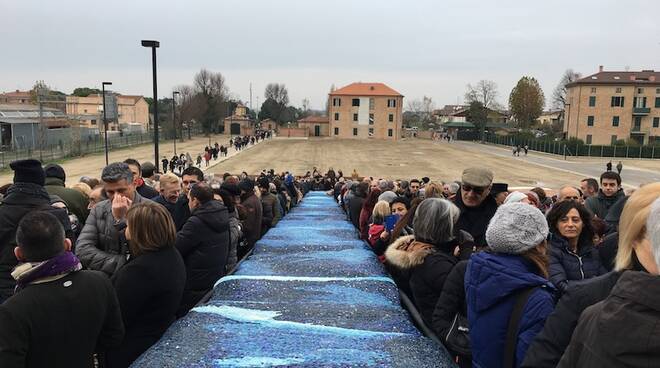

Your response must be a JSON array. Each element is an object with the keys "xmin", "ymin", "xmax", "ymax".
[
  {"xmin": 172, "ymin": 91, "xmax": 179, "ymax": 155},
  {"xmin": 141, "ymin": 40, "xmax": 160, "ymax": 168},
  {"xmin": 102, "ymin": 81, "xmax": 112, "ymax": 165}
]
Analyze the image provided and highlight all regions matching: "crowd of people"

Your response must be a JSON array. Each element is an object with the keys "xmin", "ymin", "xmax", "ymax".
[
  {"xmin": 327, "ymin": 167, "xmax": 659, "ymax": 367},
  {"xmin": 0, "ymin": 152, "xmax": 658, "ymax": 367},
  {"xmin": 0, "ymin": 154, "xmax": 310, "ymax": 367}
]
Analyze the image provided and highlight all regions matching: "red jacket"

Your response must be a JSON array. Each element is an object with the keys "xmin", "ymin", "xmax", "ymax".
[{"xmin": 368, "ymin": 223, "xmax": 385, "ymax": 248}]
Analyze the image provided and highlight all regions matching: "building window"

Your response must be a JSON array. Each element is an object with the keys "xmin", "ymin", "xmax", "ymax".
[
  {"xmin": 587, "ymin": 116, "xmax": 594, "ymax": 126},
  {"xmin": 90, "ymin": 119, "xmax": 96, "ymax": 125},
  {"xmin": 334, "ymin": 127, "xmax": 339, "ymax": 135},
  {"xmin": 586, "ymin": 135, "xmax": 592, "ymax": 145},
  {"xmin": 388, "ymin": 129, "xmax": 393, "ymax": 137},
  {"xmin": 637, "ymin": 88, "xmax": 644, "ymax": 94},
  {"xmin": 611, "ymin": 135, "xmax": 618, "ymax": 145},
  {"xmin": 388, "ymin": 114, "xmax": 394, "ymax": 122},
  {"xmin": 368, "ymin": 128, "xmax": 374, "ymax": 137},
  {"xmin": 334, "ymin": 113, "xmax": 339, "ymax": 121},
  {"xmin": 352, "ymin": 98, "xmax": 360, "ymax": 107},
  {"xmin": 589, "ymin": 96, "xmax": 596, "ymax": 107},
  {"xmin": 656, "ymin": 88, "xmax": 660, "ymax": 94},
  {"xmin": 634, "ymin": 97, "xmax": 647, "ymax": 108},
  {"xmin": 654, "ymin": 117, "xmax": 659, "ymax": 128},
  {"xmin": 332, "ymin": 98, "xmax": 341, "ymax": 107},
  {"xmin": 353, "ymin": 128, "xmax": 358, "ymax": 136},
  {"xmin": 387, "ymin": 99, "xmax": 396, "ymax": 108},
  {"xmin": 612, "ymin": 116, "xmax": 619, "ymax": 127},
  {"xmin": 615, "ymin": 87, "xmax": 622, "ymax": 93},
  {"xmin": 353, "ymin": 113, "xmax": 358, "ymax": 122},
  {"xmin": 84, "ymin": 109, "xmax": 88, "ymax": 113},
  {"xmin": 369, "ymin": 98, "xmax": 375, "ymax": 110},
  {"xmin": 655, "ymin": 97, "xmax": 660, "ymax": 108},
  {"xmin": 369, "ymin": 113, "xmax": 374, "ymax": 125},
  {"xmin": 611, "ymin": 96, "xmax": 625, "ymax": 107},
  {"xmin": 590, "ymin": 87, "xmax": 596, "ymax": 93}
]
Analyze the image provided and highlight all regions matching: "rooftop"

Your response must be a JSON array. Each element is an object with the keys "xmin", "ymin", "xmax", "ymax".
[
  {"xmin": 330, "ymin": 82, "xmax": 403, "ymax": 97},
  {"xmin": 567, "ymin": 68, "xmax": 660, "ymax": 87}
]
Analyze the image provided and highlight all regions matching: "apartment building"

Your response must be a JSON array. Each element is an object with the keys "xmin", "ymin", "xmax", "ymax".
[
  {"xmin": 565, "ymin": 67, "xmax": 660, "ymax": 145},
  {"xmin": 328, "ymin": 82, "xmax": 403, "ymax": 140},
  {"xmin": 66, "ymin": 94, "xmax": 149, "ymax": 132}
]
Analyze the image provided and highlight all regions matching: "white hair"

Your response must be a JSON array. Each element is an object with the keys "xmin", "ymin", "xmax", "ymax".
[
  {"xmin": 413, "ymin": 198, "xmax": 461, "ymax": 245},
  {"xmin": 649, "ymin": 198, "xmax": 660, "ymax": 270}
]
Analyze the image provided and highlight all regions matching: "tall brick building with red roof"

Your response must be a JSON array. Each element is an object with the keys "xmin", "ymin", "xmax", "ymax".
[{"xmin": 328, "ymin": 82, "xmax": 403, "ymax": 140}]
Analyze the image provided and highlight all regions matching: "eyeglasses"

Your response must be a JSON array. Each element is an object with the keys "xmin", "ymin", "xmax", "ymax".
[{"xmin": 461, "ymin": 185, "xmax": 486, "ymax": 195}]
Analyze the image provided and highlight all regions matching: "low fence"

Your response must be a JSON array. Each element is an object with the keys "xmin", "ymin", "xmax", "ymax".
[
  {"xmin": 0, "ymin": 126, "xmax": 205, "ymax": 169},
  {"xmin": 478, "ymin": 133, "xmax": 660, "ymax": 159}
]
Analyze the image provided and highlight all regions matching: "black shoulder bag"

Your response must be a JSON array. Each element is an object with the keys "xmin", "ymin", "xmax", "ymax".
[{"xmin": 503, "ymin": 287, "xmax": 537, "ymax": 368}]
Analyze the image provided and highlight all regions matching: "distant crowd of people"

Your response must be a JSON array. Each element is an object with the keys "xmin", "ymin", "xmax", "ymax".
[
  {"xmin": 323, "ymin": 166, "xmax": 659, "ymax": 367},
  {"xmin": 0, "ymin": 153, "xmax": 316, "ymax": 367}
]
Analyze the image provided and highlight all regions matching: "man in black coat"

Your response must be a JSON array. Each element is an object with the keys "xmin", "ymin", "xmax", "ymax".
[
  {"xmin": 124, "ymin": 158, "xmax": 158, "ymax": 200},
  {"xmin": 175, "ymin": 182, "xmax": 230, "ymax": 317},
  {"xmin": 152, "ymin": 173, "xmax": 190, "ymax": 231},
  {"xmin": 453, "ymin": 168, "xmax": 498, "ymax": 248},
  {"xmin": 0, "ymin": 160, "xmax": 72, "ymax": 303},
  {"xmin": 0, "ymin": 211, "xmax": 124, "ymax": 367}
]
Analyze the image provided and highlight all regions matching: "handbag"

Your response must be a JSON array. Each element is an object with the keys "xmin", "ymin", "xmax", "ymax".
[{"xmin": 445, "ymin": 313, "xmax": 471, "ymax": 356}]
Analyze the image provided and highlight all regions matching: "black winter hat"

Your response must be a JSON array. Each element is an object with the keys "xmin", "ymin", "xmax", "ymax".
[
  {"xmin": 220, "ymin": 182, "xmax": 241, "ymax": 197},
  {"xmin": 238, "ymin": 178, "xmax": 255, "ymax": 193},
  {"xmin": 44, "ymin": 164, "xmax": 66, "ymax": 182},
  {"xmin": 257, "ymin": 177, "xmax": 270, "ymax": 189},
  {"xmin": 10, "ymin": 159, "xmax": 45, "ymax": 186}
]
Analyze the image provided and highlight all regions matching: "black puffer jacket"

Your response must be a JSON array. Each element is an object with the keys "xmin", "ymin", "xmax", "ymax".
[
  {"xmin": 385, "ymin": 235, "xmax": 459, "ymax": 326},
  {"xmin": 432, "ymin": 260, "xmax": 468, "ymax": 339},
  {"xmin": 558, "ymin": 271, "xmax": 660, "ymax": 367},
  {"xmin": 453, "ymin": 190, "xmax": 498, "ymax": 247},
  {"xmin": 548, "ymin": 233, "xmax": 606, "ymax": 294},
  {"xmin": 175, "ymin": 200, "xmax": 230, "ymax": 316},
  {"xmin": 585, "ymin": 189, "xmax": 625, "ymax": 220},
  {"xmin": 0, "ymin": 183, "xmax": 71, "ymax": 302},
  {"xmin": 523, "ymin": 255, "xmax": 647, "ymax": 368}
]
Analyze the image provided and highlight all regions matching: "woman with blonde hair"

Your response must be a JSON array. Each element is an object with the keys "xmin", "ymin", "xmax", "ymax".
[
  {"xmin": 522, "ymin": 182, "xmax": 660, "ymax": 368},
  {"xmin": 367, "ymin": 200, "xmax": 391, "ymax": 248},
  {"xmin": 105, "ymin": 201, "xmax": 186, "ymax": 368}
]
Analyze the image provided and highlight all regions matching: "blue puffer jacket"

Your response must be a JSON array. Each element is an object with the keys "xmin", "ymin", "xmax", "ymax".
[
  {"xmin": 466, "ymin": 252, "xmax": 556, "ymax": 368},
  {"xmin": 548, "ymin": 233, "xmax": 606, "ymax": 294}
]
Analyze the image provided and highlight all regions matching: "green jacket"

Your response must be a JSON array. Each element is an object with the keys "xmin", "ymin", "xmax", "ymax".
[{"xmin": 44, "ymin": 177, "xmax": 89, "ymax": 224}]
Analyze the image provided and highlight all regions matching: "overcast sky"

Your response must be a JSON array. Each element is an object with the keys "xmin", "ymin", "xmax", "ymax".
[{"xmin": 2, "ymin": 0, "xmax": 659, "ymax": 110}]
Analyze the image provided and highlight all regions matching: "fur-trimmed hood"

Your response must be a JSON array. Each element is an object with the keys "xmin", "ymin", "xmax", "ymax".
[{"xmin": 385, "ymin": 235, "xmax": 435, "ymax": 270}]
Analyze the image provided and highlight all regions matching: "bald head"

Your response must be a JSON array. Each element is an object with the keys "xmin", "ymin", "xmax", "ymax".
[{"xmin": 558, "ymin": 185, "xmax": 582, "ymax": 203}]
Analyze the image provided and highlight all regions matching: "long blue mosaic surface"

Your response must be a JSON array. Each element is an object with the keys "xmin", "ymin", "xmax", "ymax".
[{"xmin": 132, "ymin": 191, "xmax": 455, "ymax": 367}]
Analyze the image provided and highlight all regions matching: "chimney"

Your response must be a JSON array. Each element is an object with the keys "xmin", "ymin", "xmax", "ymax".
[
  {"xmin": 599, "ymin": 65, "xmax": 604, "ymax": 73},
  {"xmin": 630, "ymin": 75, "xmax": 636, "ymax": 81},
  {"xmin": 650, "ymin": 76, "xmax": 656, "ymax": 82}
]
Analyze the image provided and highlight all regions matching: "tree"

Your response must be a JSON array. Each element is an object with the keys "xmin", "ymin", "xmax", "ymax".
[
  {"xmin": 466, "ymin": 101, "xmax": 488, "ymax": 136},
  {"xmin": 465, "ymin": 80, "xmax": 499, "ymax": 141},
  {"xmin": 552, "ymin": 69, "xmax": 581, "ymax": 110},
  {"xmin": 193, "ymin": 68, "xmax": 229, "ymax": 134},
  {"xmin": 259, "ymin": 98, "xmax": 285, "ymax": 123},
  {"xmin": 405, "ymin": 96, "xmax": 436, "ymax": 129},
  {"xmin": 72, "ymin": 87, "xmax": 102, "ymax": 97},
  {"xmin": 264, "ymin": 83, "xmax": 289, "ymax": 106},
  {"xmin": 301, "ymin": 98, "xmax": 310, "ymax": 118},
  {"xmin": 509, "ymin": 76, "xmax": 545, "ymax": 129}
]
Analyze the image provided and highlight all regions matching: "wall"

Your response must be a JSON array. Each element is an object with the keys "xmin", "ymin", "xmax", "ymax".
[
  {"xmin": 278, "ymin": 127, "xmax": 308, "ymax": 138},
  {"xmin": 328, "ymin": 95, "xmax": 403, "ymax": 140}
]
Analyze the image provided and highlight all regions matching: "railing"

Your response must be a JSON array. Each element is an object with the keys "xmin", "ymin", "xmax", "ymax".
[
  {"xmin": 0, "ymin": 126, "xmax": 206, "ymax": 170},
  {"xmin": 633, "ymin": 107, "xmax": 651, "ymax": 115}
]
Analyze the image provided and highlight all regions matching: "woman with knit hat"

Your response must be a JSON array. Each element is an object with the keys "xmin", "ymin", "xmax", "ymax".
[{"xmin": 466, "ymin": 202, "xmax": 556, "ymax": 368}]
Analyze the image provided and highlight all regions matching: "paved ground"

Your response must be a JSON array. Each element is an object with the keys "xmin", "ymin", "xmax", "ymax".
[
  {"xmin": 458, "ymin": 141, "xmax": 660, "ymax": 188},
  {"xmin": 213, "ymin": 137, "xmax": 656, "ymax": 188}
]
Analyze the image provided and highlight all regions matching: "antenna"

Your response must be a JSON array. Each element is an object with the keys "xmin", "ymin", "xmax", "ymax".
[{"xmin": 249, "ymin": 83, "xmax": 253, "ymax": 110}]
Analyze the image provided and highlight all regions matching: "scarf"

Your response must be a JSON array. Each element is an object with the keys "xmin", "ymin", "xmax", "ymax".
[{"xmin": 12, "ymin": 251, "xmax": 82, "ymax": 292}]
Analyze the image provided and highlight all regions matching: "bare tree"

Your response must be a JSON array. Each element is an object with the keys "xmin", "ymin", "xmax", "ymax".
[
  {"xmin": 465, "ymin": 80, "xmax": 499, "ymax": 109},
  {"xmin": 264, "ymin": 83, "xmax": 289, "ymax": 106},
  {"xmin": 552, "ymin": 69, "xmax": 581, "ymax": 110},
  {"xmin": 405, "ymin": 96, "xmax": 435, "ymax": 129}
]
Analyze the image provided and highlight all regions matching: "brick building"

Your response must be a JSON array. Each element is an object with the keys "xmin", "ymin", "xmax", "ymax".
[
  {"xmin": 565, "ymin": 67, "xmax": 660, "ymax": 145},
  {"xmin": 328, "ymin": 82, "xmax": 403, "ymax": 139},
  {"xmin": 0, "ymin": 90, "xmax": 32, "ymax": 105},
  {"xmin": 297, "ymin": 115, "xmax": 330, "ymax": 137},
  {"xmin": 66, "ymin": 94, "xmax": 149, "ymax": 132}
]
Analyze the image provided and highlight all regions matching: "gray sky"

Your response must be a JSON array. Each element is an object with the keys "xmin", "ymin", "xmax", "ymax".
[{"xmin": 2, "ymin": 0, "xmax": 659, "ymax": 110}]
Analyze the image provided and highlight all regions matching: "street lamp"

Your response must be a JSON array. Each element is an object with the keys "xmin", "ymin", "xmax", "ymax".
[
  {"xmin": 141, "ymin": 39, "xmax": 160, "ymax": 169},
  {"xmin": 102, "ymin": 81, "xmax": 112, "ymax": 165},
  {"xmin": 172, "ymin": 91, "xmax": 179, "ymax": 155}
]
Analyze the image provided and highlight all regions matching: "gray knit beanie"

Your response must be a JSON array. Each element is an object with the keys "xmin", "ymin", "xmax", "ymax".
[{"xmin": 486, "ymin": 202, "xmax": 549, "ymax": 254}]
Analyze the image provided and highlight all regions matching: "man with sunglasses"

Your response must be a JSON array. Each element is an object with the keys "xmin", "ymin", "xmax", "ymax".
[{"xmin": 453, "ymin": 168, "xmax": 498, "ymax": 249}]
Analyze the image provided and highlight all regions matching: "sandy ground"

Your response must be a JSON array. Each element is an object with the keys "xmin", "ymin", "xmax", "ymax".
[
  {"xmin": 0, "ymin": 134, "xmax": 232, "ymax": 184},
  {"xmin": 212, "ymin": 138, "xmax": 590, "ymax": 187},
  {"xmin": 2, "ymin": 136, "xmax": 656, "ymax": 189}
]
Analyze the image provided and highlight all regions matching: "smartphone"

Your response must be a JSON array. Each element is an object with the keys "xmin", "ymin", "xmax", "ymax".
[{"xmin": 384, "ymin": 214, "xmax": 400, "ymax": 232}]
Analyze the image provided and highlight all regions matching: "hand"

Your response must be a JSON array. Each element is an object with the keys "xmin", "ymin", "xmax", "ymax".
[
  {"xmin": 380, "ymin": 230, "xmax": 390, "ymax": 240},
  {"xmin": 112, "ymin": 194, "xmax": 132, "ymax": 222}
]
